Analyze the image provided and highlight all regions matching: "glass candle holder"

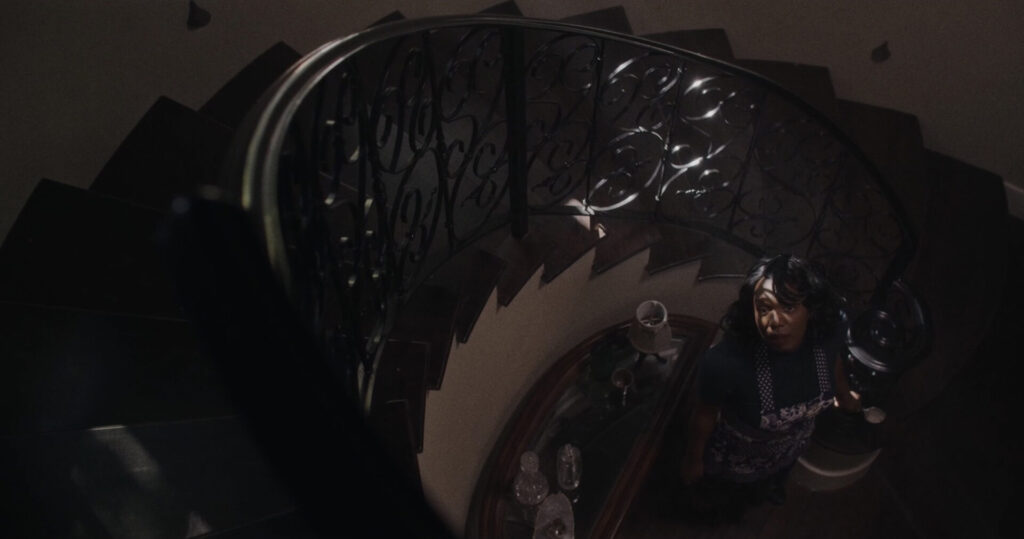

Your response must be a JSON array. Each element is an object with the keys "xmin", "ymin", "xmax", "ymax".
[{"xmin": 513, "ymin": 451, "xmax": 549, "ymax": 506}]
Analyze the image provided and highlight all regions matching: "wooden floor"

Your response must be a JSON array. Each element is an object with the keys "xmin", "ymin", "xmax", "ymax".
[{"xmin": 615, "ymin": 219, "xmax": 1024, "ymax": 538}]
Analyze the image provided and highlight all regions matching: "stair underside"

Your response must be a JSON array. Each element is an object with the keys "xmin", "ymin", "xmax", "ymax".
[
  {"xmin": 372, "ymin": 339, "xmax": 430, "ymax": 452},
  {"xmin": 387, "ymin": 285, "xmax": 459, "ymax": 390},
  {"xmin": 368, "ymin": 399, "xmax": 423, "ymax": 491},
  {"xmin": 425, "ymin": 247, "xmax": 506, "ymax": 344},
  {"xmin": 646, "ymin": 225, "xmax": 712, "ymax": 274},
  {"xmin": 592, "ymin": 217, "xmax": 662, "ymax": 275}
]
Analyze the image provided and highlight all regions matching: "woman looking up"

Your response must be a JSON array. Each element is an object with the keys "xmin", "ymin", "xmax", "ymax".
[{"xmin": 681, "ymin": 254, "xmax": 861, "ymax": 513}]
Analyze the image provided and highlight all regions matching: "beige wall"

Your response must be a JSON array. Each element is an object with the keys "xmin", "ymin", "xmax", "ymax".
[
  {"xmin": 2, "ymin": 0, "xmax": 1022, "ymax": 244},
  {"xmin": 417, "ymin": 249, "xmax": 738, "ymax": 533}
]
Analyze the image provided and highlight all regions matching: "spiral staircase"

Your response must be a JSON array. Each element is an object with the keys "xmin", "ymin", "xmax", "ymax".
[{"xmin": 0, "ymin": 2, "xmax": 1015, "ymax": 538}]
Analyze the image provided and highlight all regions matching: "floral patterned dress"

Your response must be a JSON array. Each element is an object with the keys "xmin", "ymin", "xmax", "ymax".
[{"xmin": 703, "ymin": 340, "xmax": 835, "ymax": 483}]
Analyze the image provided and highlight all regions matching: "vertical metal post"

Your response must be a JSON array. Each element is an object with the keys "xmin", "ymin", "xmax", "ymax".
[{"xmin": 503, "ymin": 27, "xmax": 528, "ymax": 238}]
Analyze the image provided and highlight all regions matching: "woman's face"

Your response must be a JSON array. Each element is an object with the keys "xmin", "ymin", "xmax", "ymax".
[{"xmin": 753, "ymin": 277, "xmax": 810, "ymax": 353}]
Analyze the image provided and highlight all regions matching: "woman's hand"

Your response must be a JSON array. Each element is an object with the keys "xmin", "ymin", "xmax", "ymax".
[
  {"xmin": 834, "ymin": 390, "xmax": 862, "ymax": 413},
  {"xmin": 833, "ymin": 356, "xmax": 862, "ymax": 413}
]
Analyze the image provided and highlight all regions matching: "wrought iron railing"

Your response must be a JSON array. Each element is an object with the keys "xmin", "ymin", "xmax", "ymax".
[{"xmin": 227, "ymin": 15, "xmax": 918, "ymax": 400}]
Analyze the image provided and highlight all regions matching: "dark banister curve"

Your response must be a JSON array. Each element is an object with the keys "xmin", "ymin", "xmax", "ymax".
[
  {"xmin": 224, "ymin": 14, "xmax": 922, "ymax": 405},
  {"xmin": 502, "ymin": 27, "xmax": 529, "ymax": 239}
]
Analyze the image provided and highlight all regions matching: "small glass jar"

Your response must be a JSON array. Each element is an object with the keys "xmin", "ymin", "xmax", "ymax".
[
  {"xmin": 513, "ymin": 451, "xmax": 549, "ymax": 506},
  {"xmin": 556, "ymin": 444, "xmax": 581, "ymax": 492}
]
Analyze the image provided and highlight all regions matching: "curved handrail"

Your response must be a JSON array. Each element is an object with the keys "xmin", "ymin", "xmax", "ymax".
[{"xmin": 225, "ymin": 14, "xmax": 920, "ymax": 398}]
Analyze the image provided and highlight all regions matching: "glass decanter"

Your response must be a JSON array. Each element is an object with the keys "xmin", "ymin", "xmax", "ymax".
[{"xmin": 513, "ymin": 451, "xmax": 549, "ymax": 506}]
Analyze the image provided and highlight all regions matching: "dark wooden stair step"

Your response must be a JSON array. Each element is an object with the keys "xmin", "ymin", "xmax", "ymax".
[
  {"xmin": 734, "ymin": 59, "xmax": 838, "ymax": 121},
  {"xmin": 561, "ymin": 6, "xmax": 633, "ymax": 34},
  {"xmin": 90, "ymin": 96, "xmax": 233, "ymax": 211},
  {"xmin": 486, "ymin": 230, "xmax": 557, "ymax": 306},
  {"xmin": 835, "ymin": 99, "xmax": 929, "ymax": 238},
  {"xmin": 642, "ymin": 29, "xmax": 735, "ymax": 62},
  {"xmin": 372, "ymin": 340, "xmax": 429, "ymax": 452},
  {"xmin": 537, "ymin": 215, "xmax": 601, "ymax": 283},
  {"xmin": 388, "ymin": 284, "xmax": 459, "ymax": 390},
  {"xmin": 0, "ymin": 417, "xmax": 292, "ymax": 537},
  {"xmin": 367, "ymin": 399, "xmax": 422, "ymax": 492},
  {"xmin": 0, "ymin": 302, "xmax": 232, "ymax": 436},
  {"xmin": 426, "ymin": 248, "xmax": 506, "ymax": 343},
  {"xmin": 480, "ymin": 1, "xmax": 523, "ymax": 15},
  {"xmin": 199, "ymin": 42, "xmax": 302, "ymax": 129},
  {"xmin": 592, "ymin": 217, "xmax": 662, "ymax": 275},
  {"xmin": 0, "ymin": 179, "xmax": 183, "ymax": 318},
  {"xmin": 646, "ymin": 225, "xmax": 712, "ymax": 275},
  {"xmin": 696, "ymin": 239, "xmax": 758, "ymax": 280}
]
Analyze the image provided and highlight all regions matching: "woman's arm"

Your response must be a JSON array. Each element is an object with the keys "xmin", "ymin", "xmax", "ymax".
[
  {"xmin": 833, "ymin": 355, "xmax": 862, "ymax": 412},
  {"xmin": 681, "ymin": 401, "xmax": 719, "ymax": 484}
]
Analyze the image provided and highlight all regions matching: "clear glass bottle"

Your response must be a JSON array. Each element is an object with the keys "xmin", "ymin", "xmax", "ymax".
[
  {"xmin": 556, "ymin": 444, "xmax": 581, "ymax": 492},
  {"xmin": 533, "ymin": 492, "xmax": 574, "ymax": 539},
  {"xmin": 513, "ymin": 451, "xmax": 549, "ymax": 506}
]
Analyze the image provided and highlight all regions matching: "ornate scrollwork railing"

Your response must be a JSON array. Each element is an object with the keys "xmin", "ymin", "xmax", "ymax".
[{"xmin": 228, "ymin": 16, "xmax": 917, "ymax": 399}]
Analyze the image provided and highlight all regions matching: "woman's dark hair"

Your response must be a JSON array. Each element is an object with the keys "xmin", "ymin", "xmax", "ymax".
[{"xmin": 721, "ymin": 254, "xmax": 843, "ymax": 349}]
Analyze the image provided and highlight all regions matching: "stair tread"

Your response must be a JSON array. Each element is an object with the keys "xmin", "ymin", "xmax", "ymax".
[
  {"xmin": 537, "ymin": 215, "xmax": 601, "ymax": 283},
  {"xmin": 592, "ymin": 217, "xmax": 662, "ymax": 274},
  {"xmin": 734, "ymin": 59, "xmax": 838, "ymax": 121},
  {"xmin": 372, "ymin": 340, "xmax": 429, "ymax": 452},
  {"xmin": 480, "ymin": 1, "xmax": 523, "ymax": 15},
  {"xmin": 0, "ymin": 417, "xmax": 292, "ymax": 537},
  {"xmin": 488, "ymin": 231, "xmax": 556, "ymax": 306},
  {"xmin": 696, "ymin": 239, "xmax": 758, "ymax": 280},
  {"xmin": 0, "ymin": 179, "xmax": 184, "ymax": 318},
  {"xmin": 199, "ymin": 42, "xmax": 302, "ymax": 129},
  {"xmin": 646, "ymin": 225, "xmax": 712, "ymax": 274},
  {"xmin": 0, "ymin": 301, "xmax": 232, "ymax": 435},
  {"xmin": 834, "ymin": 99, "xmax": 928, "ymax": 238},
  {"xmin": 561, "ymin": 6, "xmax": 633, "ymax": 34},
  {"xmin": 389, "ymin": 285, "xmax": 459, "ymax": 390},
  {"xmin": 428, "ymin": 248, "xmax": 506, "ymax": 343},
  {"xmin": 91, "ymin": 96, "xmax": 234, "ymax": 211},
  {"xmin": 642, "ymin": 29, "xmax": 735, "ymax": 61}
]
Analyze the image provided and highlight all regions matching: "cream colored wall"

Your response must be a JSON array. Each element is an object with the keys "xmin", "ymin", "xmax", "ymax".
[
  {"xmin": 417, "ymin": 248, "xmax": 739, "ymax": 534},
  {"xmin": 2, "ymin": 0, "xmax": 1022, "ymax": 245}
]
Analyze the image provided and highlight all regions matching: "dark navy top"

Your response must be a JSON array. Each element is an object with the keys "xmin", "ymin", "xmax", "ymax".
[{"xmin": 698, "ymin": 331, "xmax": 842, "ymax": 428}]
